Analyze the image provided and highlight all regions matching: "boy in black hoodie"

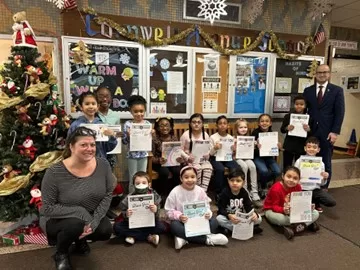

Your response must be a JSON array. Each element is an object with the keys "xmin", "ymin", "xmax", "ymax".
[{"xmin": 216, "ymin": 168, "xmax": 263, "ymax": 234}]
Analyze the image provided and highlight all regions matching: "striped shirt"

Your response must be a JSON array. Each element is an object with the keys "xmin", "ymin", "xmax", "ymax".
[{"xmin": 39, "ymin": 158, "xmax": 115, "ymax": 234}]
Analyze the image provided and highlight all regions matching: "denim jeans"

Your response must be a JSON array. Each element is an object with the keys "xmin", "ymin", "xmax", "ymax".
[{"xmin": 253, "ymin": 157, "xmax": 281, "ymax": 188}]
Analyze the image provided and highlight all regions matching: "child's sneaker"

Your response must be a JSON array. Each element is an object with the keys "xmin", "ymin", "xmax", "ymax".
[
  {"xmin": 308, "ymin": 222, "xmax": 320, "ymax": 232},
  {"xmin": 315, "ymin": 206, "xmax": 323, "ymax": 213},
  {"xmin": 283, "ymin": 226, "xmax": 294, "ymax": 240},
  {"xmin": 174, "ymin": 236, "xmax": 188, "ymax": 250},
  {"xmin": 125, "ymin": 237, "xmax": 135, "ymax": 245},
  {"xmin": 254, "ymin": 225, "xmax": 263, "ymax": 234},
  {"xmin": 205, "ymin": 234, "xmax": 228, "ymax": 246},
  {"xmin": 293, "ymin": 223, "xmax": 306, "ymax": 234},
  {"xmin": 147, "ymin": 234, "xmax": 159, "ymax": 246}
]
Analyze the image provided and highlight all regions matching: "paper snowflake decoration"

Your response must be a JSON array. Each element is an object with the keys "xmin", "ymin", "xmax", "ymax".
[
  {"xmin": 197, "ymin": 0, "xmax": 228, "ymax": 25},
  {"xmin": 150, "ymin": 56, "xmax": 158, "ymax": 67},
  {"xmin": 119, "ymin": 53, "xmax": 130, "ymax": 65},
  {"xmin": 160, "ymin": 58, "xmax": 170, "ymax": 70},
  {"xmin": 309, "ymin": 0, "xmax": 334, "ymax": 20},
  {"xmin": 46, "ymin": 0, "xmax": 65, "ymax": 9}
]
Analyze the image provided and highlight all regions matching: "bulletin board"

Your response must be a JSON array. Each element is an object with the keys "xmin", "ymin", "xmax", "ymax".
[
  {"xmin": 272, "ymin": 56, "xmax": 324, "ymax": 117},
  {"xmin": 194, "ymin": 51, "xmax": 229, "ymax": 116},
  {"xmin": 146, "ymin": 46, "xmax": 192, "ymax": 118},
  {"xmin": 62, "ymin": 36, "xmax": 144, "ymax": 117}
]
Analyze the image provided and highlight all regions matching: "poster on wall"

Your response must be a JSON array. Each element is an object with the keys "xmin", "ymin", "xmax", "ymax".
[
  {"xmin": 202, "ymin": 77, "xmax": 221, "ymax": 92},
  {"xmin": 202, "ymin": 92, "xmax": 218, "ymax": 112},
  {"xmin": 204, "ymin": 55, "xmax": 219, "ymax": 77},
  {"xmin": 233, "ymin": 56, "xmax": 268, "ymax": 114},
  {"xmin": 273, "ymin": 58, "xmax": 322, "ymax": 114},
  {"xmin": 66, "ymin": 39, "xmax": 140, "ymax": 114},
  {"xmin": 149, "ymin": 49, "xmax": 189, "ymax": 115},
  {"xmin": 347, "ymin": 76, "xmax": 359, "ymax": 90}
]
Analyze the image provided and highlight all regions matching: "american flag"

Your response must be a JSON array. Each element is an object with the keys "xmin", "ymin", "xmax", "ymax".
[
  {"xmin": 64, "ymin": 0, "xmax": 77, "ymax": 10},
  {"xmin": 314, "ymin": 23, "xmax": 325, "ymax": 45}
]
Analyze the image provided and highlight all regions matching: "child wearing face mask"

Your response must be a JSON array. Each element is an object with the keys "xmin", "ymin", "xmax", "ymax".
[
  {"xmin": 113, "ymin": 171, "xmax": 166, "ymax": 246},
  {"xmin": 165, "ymin": 166, "xmax": 228, "ymax": 250}
]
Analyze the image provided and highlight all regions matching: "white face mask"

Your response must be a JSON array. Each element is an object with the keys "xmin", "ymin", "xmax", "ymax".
[{"xmin": 135, "ymin": 183, "xmax": 149, "ymax": 190}]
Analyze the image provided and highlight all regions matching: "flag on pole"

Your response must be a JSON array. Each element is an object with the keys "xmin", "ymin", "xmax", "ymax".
[
  {"xmin": 64, "ymin": 0, "xmax": 77, "ymax": 10},
  {"xmin": 314, "ymin": 23, "xmax": 325, "ymax": 45}
]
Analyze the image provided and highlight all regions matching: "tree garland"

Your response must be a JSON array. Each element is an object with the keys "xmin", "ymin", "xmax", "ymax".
[{"xmin": 84, "ymin": 7, "xmax": 315, "ymax": 60}]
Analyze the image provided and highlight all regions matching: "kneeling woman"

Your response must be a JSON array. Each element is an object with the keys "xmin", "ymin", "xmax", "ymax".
[{"xmin": 40, "ymin": 127, "xmax": 115, "ymax": 270}]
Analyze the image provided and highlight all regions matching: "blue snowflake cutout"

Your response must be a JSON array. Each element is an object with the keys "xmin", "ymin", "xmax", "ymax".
[{"xmin": 119, "ymin": 53, "xmax": 130, "ymax": 65}]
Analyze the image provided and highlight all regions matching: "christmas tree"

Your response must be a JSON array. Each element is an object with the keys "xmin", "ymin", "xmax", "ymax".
[{"xmin": 0, "ymin": 12, "xmax": 69, "ymax": 221}]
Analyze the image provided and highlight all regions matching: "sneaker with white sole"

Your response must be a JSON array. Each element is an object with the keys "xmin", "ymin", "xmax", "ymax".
[
  {"xmin": 148, "ymin": 234, "xmax": 159, "ymax": 246},
  {"xmin": 206, "ymin": 234, "xmax": 228, "ymax": 246},
  {"xmin": 174, "ymin": 236, "xmax": 188, "ymax": 250},
  {"xmin": 125, "ymin": 237, "xmax": 135, "ymax": 245}
]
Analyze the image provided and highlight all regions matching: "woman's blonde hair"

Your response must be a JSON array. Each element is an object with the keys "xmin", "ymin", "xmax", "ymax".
[{"xmin": 235, "ymin": 118, "xmax": 249, "ymax": 136}]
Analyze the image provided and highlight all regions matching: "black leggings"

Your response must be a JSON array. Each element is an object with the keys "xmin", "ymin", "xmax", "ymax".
[{"xmin": 46, "ymin": 217, "xmax": 112, "ymax": 254}]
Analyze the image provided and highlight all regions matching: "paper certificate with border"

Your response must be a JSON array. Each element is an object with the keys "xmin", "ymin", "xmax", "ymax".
[
  {"xmin": 290, "ymin": 191, "xmax": 312, "ymax": 223},
  {"xmin": 288, "ymin": 114, "xmax": 309, "ymax": 138},
  {"xmin": 236, "ymin": 136, "xmax": 255, "ymax": 159},
  {"xmin": 129, "ymin": 123, "xmax": 152, "ymax": 151},
  {"xmin": 215, "ymin": 137, "xmax": 234, "ymax": 161},
  {"xmin": 128, "ymin": 194, "xmax": 155, "ymax": 229},
  {"xmin": 299, "ymin": 156, "xmax": 323, "ymax": 183},
  {"xmin": 162, "ymin": 141, "xmax": 182, "ymax": 167},
  {"xmin": 259, "ymin": 132, "xmax": 279, "ymax": 157},
  {"xmin": 192, "ymin": 140, "xmax": 211, "ymax": 163},
  {"xmin": 106, "ymin": 125, "xmax": 122, "ymax": 154},
  {"xmin": 232, "ymin": 209, "xmax": 255, "ymax": 241},
  {"xmin": 79, "ymin": 123, "xmax": 109, "ymax": 141},
  {"xmin": 183, "ymin": 201, "xmax": 211, "ymax": 237}
]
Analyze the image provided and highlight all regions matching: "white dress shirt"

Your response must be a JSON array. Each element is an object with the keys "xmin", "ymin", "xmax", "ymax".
[{"xmin": 316, "ymin": 81, "xmax": 328, "ymax": 96}]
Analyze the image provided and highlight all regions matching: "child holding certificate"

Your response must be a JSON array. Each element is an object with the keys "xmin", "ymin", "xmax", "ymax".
[
  {"xmin": 281, "ymin": 95, "xmax": 311, "ymax": 169},
  {"xmin": 216, "ymin": 168, "xmax": 262, "ymax": 235},
  {"xmin": 165, "ymin": 166, "xmax": 228, "ymax": 250},
  {"xmin": 294, "ymin": 137, "xmax": 336, "ymax": 213},
  {"xmin": 180, "ymin": 113, "xmax": 213, "ymax": 192},
  {"xmin": 209, "ymin": 115, "xmax": 240, "ymax": 194},
  {"xmin": 235, "ymin": 119, "xmax": 262, "ymax": 208},
  {"xmin": 122, "ymin": 95, "xmax": 151, "ymax": 193},
  {"xmin": 263, "ymin": 166, "xmax": 320, "ymax": 240},
  {"xmin": 151, "ymin": 116, "xmax": 183, "ymax": 196},
  {"xmin": 67, "ymin": 92, "xmax": 118, "ymax": 159},
  {"xmin": 251, "ymin": 114, "xmax": 281, "ymax": 194},
  {"xmin": 113, "ymin": 171, "xmax": 166, "ymax": 246}
]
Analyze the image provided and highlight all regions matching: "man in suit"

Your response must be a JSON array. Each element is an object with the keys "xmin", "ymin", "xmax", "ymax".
[{"xmin": 303, "ymin": 64, "xmax": 345, "ymax": 190}]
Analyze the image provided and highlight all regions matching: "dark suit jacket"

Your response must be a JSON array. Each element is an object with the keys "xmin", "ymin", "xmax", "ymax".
[{"xmin": 303, "ymin": 83, "xmax": 345, "ymax": 139}]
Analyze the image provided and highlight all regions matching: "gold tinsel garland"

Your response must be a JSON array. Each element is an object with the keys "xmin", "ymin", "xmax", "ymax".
[
  {"xmin": 84, "ymin": 7, "xmax": 315, "ymax": 59},
  {"xmin": 0, "ymin": 151, "xmax": 63, "ymax": 196}
]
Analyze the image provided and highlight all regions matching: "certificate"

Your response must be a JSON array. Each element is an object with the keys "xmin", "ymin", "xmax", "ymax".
[
  {"xmin": 298, "ymin": 156, "xmax": 323, "ymax": 184},
  {"xmin": 79, "ymin": 123, "xmax": 108, "ymax": 141},
  {"xmin": 290, "ymin": 191, "xmax": 312, "ymax": 223},
  {"xmin": 288, "ymin": 114, "xmax": 309, "ymax": 138},
  {"xmin": 259, "ymin": 132, "xmax": 279, "ymax": 157},
  {"xmin": 215, "ymin": 137, "xmax": 234, "ymax": 161},
  {"xmin": 236, "ymin": 136, "xmax": 255, "ymax": 159},
  {"xmin": 183, "ymin": 201, "xmax": 211, "ymax": 237},
  {"xmin": 129, "ymin": 123, "xmax": 152, "ymax": 151},
  {"xmin": 106, "ymin": 125, "xmax": 122, "ymax": 154},
  {"xmin": 232, "ymin": 209, "xmax": 255, "ymax": 241},
  {"xmin": 128, "ymin": 194, "xmax": 155, "ymax": 229},
  {"xmin": 192, "ymin": 140, "xmax": 211, "ymax": 163},
  {"xmin": 162, "ymin": 141, "xmax": 182, "ymax": 167}
]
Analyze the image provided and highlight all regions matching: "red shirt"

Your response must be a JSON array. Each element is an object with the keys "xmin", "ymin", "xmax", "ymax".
[{"xmin": 263, "ymin": 181, "xmax": 302, "ymax": 214}]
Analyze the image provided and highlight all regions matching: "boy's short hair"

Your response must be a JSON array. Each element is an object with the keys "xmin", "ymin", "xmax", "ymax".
[
  {"xmin": 305, "ymin": 136, "xmax": 320, "ymax": 146},
  {"xmin": 227, "ymin": 168, "xmax": 245, "ymax": 181},
  {"xmin": 293, "ymin": 95, "xmax": 305, "ymax": 103},
  {"xmin": 132, "ymin": 171, "xmax": 150, "ymax": 184}
]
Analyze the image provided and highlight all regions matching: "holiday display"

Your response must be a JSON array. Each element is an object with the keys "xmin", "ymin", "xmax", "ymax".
[
  {"xmin": 309, "ymin": 0, "xmax": 334, "ymax": 20},
  {"xmin": 0, "ymin": 12, "xmax": 69, "ymax": 221},
  {"xmin": 46, "ymin": 0, "xmax": 78, "ymax": 10},
  {"xmin": 197, "ymin": 0, "xmax": 227, "ymax": 25},
  {"xmin": 84, "ymin": 8, "xmax": 315, "ymax": 60},
  {"xmin": 307, "ymin": 59, "xmax": 318, "ymax": 78},
  {"xmin": 70, "ymin": 40, "xmax": 94, "ymax": 65}
]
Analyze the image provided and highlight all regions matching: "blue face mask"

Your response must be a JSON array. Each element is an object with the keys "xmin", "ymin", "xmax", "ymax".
[{"xmin": 135, "ymin": 183, "xmax": 149, "ymax": 194}]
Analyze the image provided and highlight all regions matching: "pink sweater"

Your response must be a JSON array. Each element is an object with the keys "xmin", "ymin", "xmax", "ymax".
[{"xmin": 165, "ymin": 185, "xmax": 212, "ymax": 220}]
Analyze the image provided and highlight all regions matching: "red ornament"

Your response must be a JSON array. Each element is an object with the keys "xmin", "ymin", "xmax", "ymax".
[
  {"xmin": 29, "ymin": 185, "xmax": 42, "ymax": 211},
  {"xmin": 18, "ymin": 136, "xmax": 37, "ymax": 160},
  {"xmin": 49, "ymin": 114, "xmax": 58, "ymax": 126}
]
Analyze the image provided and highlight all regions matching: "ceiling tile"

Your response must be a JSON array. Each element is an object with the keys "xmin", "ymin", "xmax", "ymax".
[
  {"xmin": 331, "ymin": 7, "xmax": 360, "ymax": 22},
  {"xmin": 344, "ymin": 1, "xmax": 360, "ymax": 10}
]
